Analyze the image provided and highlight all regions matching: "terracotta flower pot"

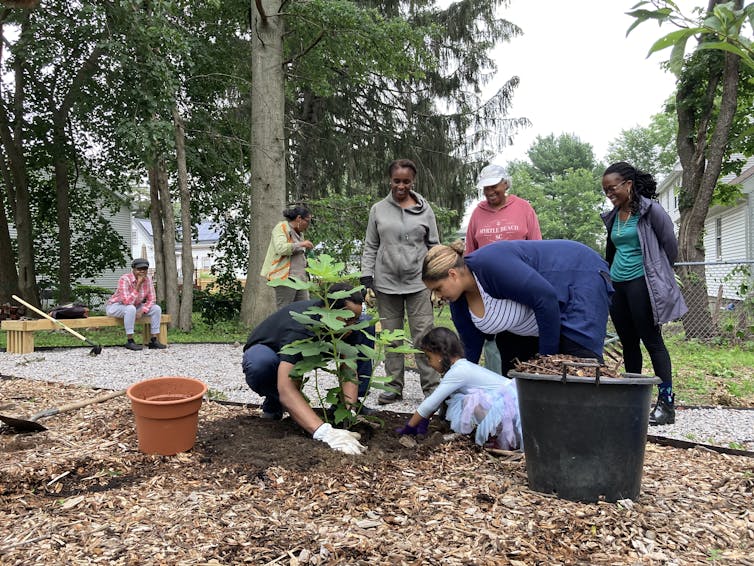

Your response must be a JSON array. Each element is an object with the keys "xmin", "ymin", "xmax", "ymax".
[{"xmin": 127, "ymin": 376, "xmax": 208, "ymax": 455}]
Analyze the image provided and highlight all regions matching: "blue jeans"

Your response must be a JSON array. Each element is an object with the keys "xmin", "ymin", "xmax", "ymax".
[{"xmin": 242, "ymin": 344, "xmax": 283, "ymax": 414}]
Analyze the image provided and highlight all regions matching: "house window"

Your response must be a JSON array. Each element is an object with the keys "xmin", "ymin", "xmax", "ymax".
[{"xmin": 715, "ymin": 218, "xmax": 722, "ymax": 260}]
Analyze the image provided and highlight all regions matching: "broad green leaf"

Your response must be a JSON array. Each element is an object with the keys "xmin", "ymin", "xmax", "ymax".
[
  {"xmin": 669, "ymin": 39, "xmax": 689, "ymax": 75},
  {"xmin": 648, "ymin": 28, "xmax": 698, "ymax": 55},
  {"xmin": 697, "ymin": 41, "xmax": 754, "ymax": 71}
]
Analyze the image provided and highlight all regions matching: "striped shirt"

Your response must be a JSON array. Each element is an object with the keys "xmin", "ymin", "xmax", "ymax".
[{"xmin": 470, "ymin": 275, "xmax": 538, "ymax": 336}]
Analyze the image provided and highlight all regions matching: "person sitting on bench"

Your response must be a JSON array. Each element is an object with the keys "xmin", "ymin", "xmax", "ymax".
[{"xmin": 106, "ymin": 258, "xmax": 167, "ymax": 351}]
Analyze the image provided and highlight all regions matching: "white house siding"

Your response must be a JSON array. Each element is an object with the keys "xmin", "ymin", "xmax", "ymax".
[
  {"xmin": 131, "ymin": 218, "xmax": 156, "ymax": 267},
  {"xmin": 703, "ymin": 204, "xmax": 749, "ymax": 300},
  {"xmin": 77, "ymin": 204, "xmax": 133, "ymax": 292},
  {"xmin": 9, "ymin": 203, "xmax": 132, "ymax": 295}
]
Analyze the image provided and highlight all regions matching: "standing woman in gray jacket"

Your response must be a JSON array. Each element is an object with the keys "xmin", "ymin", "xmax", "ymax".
[
  {"xmin": 601, "ymin": 161, "xmax": 688, "ymax": 426},
  {"xmin": 360, "ymin": 159, "xmax": 442, "ymax": 404}
]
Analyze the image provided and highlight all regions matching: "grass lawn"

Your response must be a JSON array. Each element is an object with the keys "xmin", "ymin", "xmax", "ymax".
[{"xmin": 2, "ymin": 307, "xmax": 753, "ymax": 407}]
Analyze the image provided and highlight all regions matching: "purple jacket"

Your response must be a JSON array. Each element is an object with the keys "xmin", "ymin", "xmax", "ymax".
[{"xmin": 601, "ymin": 196, "xmax": 688, "ymax": 325}]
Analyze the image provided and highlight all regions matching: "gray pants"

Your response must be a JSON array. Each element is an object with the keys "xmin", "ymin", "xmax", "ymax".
[
  {"xmin": 274, "ymin": 285, "xmax": 309, "ymax": 309},
  {"xmin": 105, "ymin": 302, "xmax": 162, "ymax": 336},
  {"xmin": 375, "ymin": 288, "xmax": 440, "ymax": 396},
  {"xmin": 482, "ymin": 339, "xmax": 503, "ymax": 375}
]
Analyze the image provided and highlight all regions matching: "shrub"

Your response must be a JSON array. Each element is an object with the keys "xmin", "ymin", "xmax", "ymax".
[{"xmin": 194, "ymin": 279, "xmax": 243, "ymax": 326}]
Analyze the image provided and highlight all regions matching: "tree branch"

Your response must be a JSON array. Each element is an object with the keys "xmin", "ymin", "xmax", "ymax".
[
  {"xmin": 283, "ymin": 30, "xmax": 324, "ymax": 66},
  {"xmin": 255, "ymin": 0, "xmax": 267, "ymax": 24}
]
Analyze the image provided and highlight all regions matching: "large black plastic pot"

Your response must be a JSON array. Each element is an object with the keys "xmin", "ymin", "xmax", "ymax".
[{"xmin": 510, "ymin": 368, "xmax": 661, "ymax": 503}]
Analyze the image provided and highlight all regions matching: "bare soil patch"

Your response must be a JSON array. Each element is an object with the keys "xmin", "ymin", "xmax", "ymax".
[{"xmin": 1, "ymin": 377, "xmax": 753, "ymax": 565}]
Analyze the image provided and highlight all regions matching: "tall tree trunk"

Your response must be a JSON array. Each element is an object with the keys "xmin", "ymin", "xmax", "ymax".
[
  {"xmin": 0, "ymin": 22, "xmax": 19, "ymax": 304},
  {"xmin": 148, "ymin": 161, "xmax": 166, "ymax": 303},
  {"xmin": 47, "ymin": 45, "xmax": 103, "ymax": 304},
  {"xmin": 676, "ymin": 3, "xmax": 741, "ymax": 339},
  {"xmin": 0, "ymin": 15, "xmax": 38, "ymax": 307},
  {"xmin": 173, "ymin": 106, "xmax": 193, "ymax": 331},
  {"xmin": 293, "ymin": 91, "xmax": 324, "ymax": 202},
  {"xmin": 53, "ymin": 123, "xmax": 72, "ymax": 303},
  {"xmin": 241, "ymin": 0, "xmax": 285, "ymax": 327},
  {"xmin": 0, "ymin": 183, "xmax": 19, "ymax": 304},
  {"xmin": 157, "ymin": 156, "xmax": 179, "ymax": 327}
]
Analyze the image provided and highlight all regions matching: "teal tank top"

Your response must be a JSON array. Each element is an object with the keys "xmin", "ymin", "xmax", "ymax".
[{"xmin": 610, "ymin": 214, "xmax": 645, "ymax": 282}]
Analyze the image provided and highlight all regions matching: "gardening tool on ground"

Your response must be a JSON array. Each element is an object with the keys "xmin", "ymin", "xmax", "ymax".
[
  {"xmin": 604, "ymin": 333, "xmax": 623, "ymax": 371},
  {"xmin": 12, "ymin": 294, "xmax": 103, "ymax": 355},
  {"xmin": 0, "ymin": 389, "xmax": 126, "ymax": 433}
]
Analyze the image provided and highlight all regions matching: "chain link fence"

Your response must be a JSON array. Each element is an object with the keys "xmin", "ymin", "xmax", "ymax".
[{"xmin": 674, "ymin": 261, "xmax": 754, "ymax": 342}]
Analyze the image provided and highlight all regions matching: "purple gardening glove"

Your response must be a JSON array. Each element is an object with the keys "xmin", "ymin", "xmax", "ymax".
[{"xmin": 396, "ymin": 417, "xmax": 430, "ymax": 436}]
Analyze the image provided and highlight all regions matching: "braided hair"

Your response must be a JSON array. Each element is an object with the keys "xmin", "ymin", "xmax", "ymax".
[{"xmin": 603, "ymin": 161, "xmax": 657, "ymax": 214}]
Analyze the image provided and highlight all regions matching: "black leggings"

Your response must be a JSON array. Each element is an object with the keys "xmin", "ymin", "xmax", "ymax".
[
  {"xmin": 610, "ymin": 276, "xmax": 672, "ymax": 384},
  {"xmin": 495, "ymin": 332, "xmax": 601, "ymax": 377}
]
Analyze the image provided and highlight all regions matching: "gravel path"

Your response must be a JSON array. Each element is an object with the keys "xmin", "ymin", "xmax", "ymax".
[{"xmin": 1, "ymin": 343, "xmax": 752, "ymax": 450}]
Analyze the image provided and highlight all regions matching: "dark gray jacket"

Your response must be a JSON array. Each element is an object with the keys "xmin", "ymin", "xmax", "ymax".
[
  {"xmin": 361, "ymin": 190, "xmax": 440, "ymax": 294},
  {"xmin": 601, "ymin": 195, "xmax": 688, "ymax": 325}
]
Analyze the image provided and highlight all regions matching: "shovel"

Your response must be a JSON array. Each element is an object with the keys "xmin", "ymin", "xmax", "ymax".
[
  {"xmin": 12, "ymin": 294, "xmax": 103, "ymax": 355},
  {"xmin": 0, "ymin": 389, "xmax": 126, "ymax": 433}
]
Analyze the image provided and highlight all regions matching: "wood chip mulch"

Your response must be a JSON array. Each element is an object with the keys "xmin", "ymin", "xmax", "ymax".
[
  {"xmin": 1, "ymin": 377, "xmax": 753, "ymax": 565},
  {"xmin": 513, "ymin": 354, "xmax": 625, "ymax": 379}
]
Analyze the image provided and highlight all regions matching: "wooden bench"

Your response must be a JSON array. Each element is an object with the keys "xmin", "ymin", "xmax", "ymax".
[{"xmin": 1, "ymin": 314, "xmax": 171, "ymax": 354}]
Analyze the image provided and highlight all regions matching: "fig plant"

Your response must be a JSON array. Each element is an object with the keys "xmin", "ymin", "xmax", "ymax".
[{"xmin": 270, "ymin": 254, "xmax": 414, "ymax": 428}]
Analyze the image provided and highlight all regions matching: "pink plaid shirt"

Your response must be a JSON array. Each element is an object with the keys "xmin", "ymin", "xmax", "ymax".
[{"xmin": 107, "ymin": 272, "xmax": 156, "ymax": 314}]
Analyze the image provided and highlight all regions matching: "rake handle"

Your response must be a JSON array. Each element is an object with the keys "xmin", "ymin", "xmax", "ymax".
[
  {"xmin": 12, "ymin": 294, "xmax": 90, "ymax": 342},
  {"xmin": 30, "ymin": 389, "xmax": 126, "ymax": 421}
]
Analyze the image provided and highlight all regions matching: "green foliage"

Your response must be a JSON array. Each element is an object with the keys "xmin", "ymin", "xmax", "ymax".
[
  {"xmin": 72, "ymin": 285, "xmax": 113, "ymax": 310},
  {"xmin": 628, "ymin": 1, "xmax": 754, "ymax": 73},
  {"xmin": 664, "ymin": 331, "xmax": 754, "ymax": 405},
  {"xmin": 308, "ymin": 193, "xmax": 460, "ymax": 271},
  {"xmin": 193, "ymin": 278, "xmax": 243, "ymax": 326},
  {"xmin": 507, "ymin": 134, "xmax": 604, "ymax": 250},
  {"xmin": 525, "ymin": 133, "xmax": 596, "ymax": 183},
  {"xmin": 605, "ymin": 109, "xmax": 678, "ymax": 176},
  {"xmin": 286, "ymin": 0, "xmax": 434, "ymax": 97},
  {"xmin": 284, "ymin": 0, "xmax": 528, "ymax": 221},
  {"xmin": 274, "ymin": 254, "xmax": 409, "ymax": 428}
]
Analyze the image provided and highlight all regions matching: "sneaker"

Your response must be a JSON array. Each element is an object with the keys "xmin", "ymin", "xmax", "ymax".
[
  {"xmin": 125, "ymin": 341, "xmax": 143, "ymax": 351},
  {"xmin": 649, "ymin": 398, "xmax": 675, "ymax": 426},
  {"xmin": 148, "ymin": 339, "xmax": 167, "ymax": 350},
  {"xmin": 378, "ymin": 391, "xmax": 402, "ymax": 405}
]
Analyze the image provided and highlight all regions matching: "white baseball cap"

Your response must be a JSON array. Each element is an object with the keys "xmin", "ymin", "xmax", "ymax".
[{"xmin": 476, "ymin": 164, "xmax": 509, "ymax": 189}]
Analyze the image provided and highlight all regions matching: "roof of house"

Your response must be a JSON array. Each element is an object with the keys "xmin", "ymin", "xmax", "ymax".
[
  {"xmin": 135, "ymin": 218, "xmax": 221, "ymax": 243},
  {"xmin": 658, "ymin": 154, "xmax": 754, "ymax": 191},
  {"xmin": 726, "ymin": 155, "xmax": 754, "ymax": 185}
]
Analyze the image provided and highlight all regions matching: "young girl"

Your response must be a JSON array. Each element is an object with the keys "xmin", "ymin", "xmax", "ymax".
[{"xmin": 395, "ymin": 327, "xmax": 522, "ymax": 450}]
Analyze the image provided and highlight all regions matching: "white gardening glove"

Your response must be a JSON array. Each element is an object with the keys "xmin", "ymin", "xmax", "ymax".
[{"xmin": 312, "ymin": 423, "xmax": 367, "ymax": 455}]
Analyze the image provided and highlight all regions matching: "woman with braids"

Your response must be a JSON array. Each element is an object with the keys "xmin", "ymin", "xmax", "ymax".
[
  {"xmin": 601, "ymin": 162, "xmax": 687, "ymax": 426},
  {"xmin": 260, "ymin": 205, "xmax": 314, "ymax": 308},
  {"xmin": 422, "ymin": 239, "xmax": 613, "ymax": 376}
]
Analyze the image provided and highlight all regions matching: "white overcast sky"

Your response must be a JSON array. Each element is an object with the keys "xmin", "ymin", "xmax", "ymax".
[{"xmin": 488, "ymin": 0, "xmax": 702, "ymax": 165}]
